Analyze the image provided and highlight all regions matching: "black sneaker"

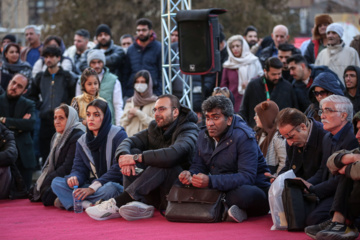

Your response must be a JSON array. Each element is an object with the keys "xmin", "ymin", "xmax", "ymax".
[
  {"xmin": 316, "ymin": 222, "xmax": 359, "ymax": 240},
  {"xmin": 305, "ymin": 219, "xmax": 332, "ymax": 239},
  {"xmin": 226, "ymin": 205, "xmax": 247, "ymax": 223}
]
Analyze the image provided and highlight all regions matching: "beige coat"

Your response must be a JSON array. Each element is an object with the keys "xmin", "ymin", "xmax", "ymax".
[
  {"xmin": 120, "ymin": 101, "xmax": 155, "ymax": 137},
  {"xmin": 327, "ymin": 148, "xmax": 360, "ymax": 181}
]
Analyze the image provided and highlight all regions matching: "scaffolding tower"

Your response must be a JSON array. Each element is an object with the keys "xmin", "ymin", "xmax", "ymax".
[{"xmin": 161, "ymin": 0, "xmax": 192, "ymax": 108}]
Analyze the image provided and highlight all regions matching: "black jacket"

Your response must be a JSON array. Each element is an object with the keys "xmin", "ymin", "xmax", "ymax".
[
  {"xmin": 29, "ymin": 67, "xmax": 75, "ymax": 120},
  {"xmin": 308, "ymin": 122, "xmax": 359, "ymax": 199},
  {"xmin": 343, "ymin": 65, "xmax": 360, "ymax": 114},
  {"xmin": 0, "ymin": 123, "xmax": 18, "ymax": 167},
  {"xmin": 240, "ymin": 75, "xmax": 298, "ymax": 128},
  {"xmin": 116, "ymin": 106, "xmax": 199, "ymax": 170},
  {"xmin": 279, "ymin": 119, "xmax": 327, "ymax": 180}
]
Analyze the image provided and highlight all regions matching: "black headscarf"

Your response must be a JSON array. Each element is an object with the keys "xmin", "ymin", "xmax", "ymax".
[{"xmin": 86, "ymin": 103, "xmax": 112, "ymax": 177}]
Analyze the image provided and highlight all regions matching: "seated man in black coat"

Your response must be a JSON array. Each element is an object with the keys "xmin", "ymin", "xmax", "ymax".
[
  {"xmin": 85, "ymin": 94, "xmax": 199, "ymax": 221},
  {"xmin": 294, "ymin": 95, "xmax": 358, "ymax": 226},
  {"xmin": 0, "ymin": 123, "xmax": 18, "ymax": 199},
  {"xmin": 276, "ymin": 108, "xmax": 328, "ymax": 180}
]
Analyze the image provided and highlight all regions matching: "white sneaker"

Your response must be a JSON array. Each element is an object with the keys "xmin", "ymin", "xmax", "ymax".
[
  {"xmin": 227, "ymin": 205, "xmax": 247, "ymax": 223},
  {"xmin": 82, "ymin": 200, "xmax": 93, "ymax": 209},
  {"xmin": 85, "ymin": 198, "xmax": 120, "ymax": 221},
  {"xmin": 119, "ymin": 201, "xmax": 154, "ymax": 221}
]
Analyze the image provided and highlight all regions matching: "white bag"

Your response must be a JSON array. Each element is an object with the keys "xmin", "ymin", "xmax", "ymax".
[{"xmin": 268, "ymin": 169, "xmax": 296, "ymax": 230}]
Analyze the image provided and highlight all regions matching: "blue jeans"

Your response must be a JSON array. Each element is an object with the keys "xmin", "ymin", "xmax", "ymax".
[{"xmin": 51, "ymin": 177, "xmax": 124, "ymax": 210}]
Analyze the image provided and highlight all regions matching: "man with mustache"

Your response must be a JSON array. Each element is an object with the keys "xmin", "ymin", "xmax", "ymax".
[
  {"xmin": 80, "ymin": 24, "xmax": 124, "ymax": 79},
  {"xmin": 123, "ymin": 18, "xmax": 162, "ymax": 98},
  {"xmin": 287, "ymin": 95, "xmax": 358, "ymax": 227},
  {"xmin": 305, "ymin": 110, "xmax": 360, "ymax": 240},
  {"xmin": 315, "ymin": 23, "xmax": 360, "ymax": 85},
  {"xmin": 343, "ymin": 65, "xmax": 360, "ymax": 114},
  {"xmin": 86, "ymin": 94, "xmax": 199, "ymax": 221},
  {"xmin": 0, "ymin": 74, "xmax": 36, "ymax": 192}
]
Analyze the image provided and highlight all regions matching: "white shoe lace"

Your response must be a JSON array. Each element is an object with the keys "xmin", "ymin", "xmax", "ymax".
[{"xmin": 98, "ymin": 199, "xmax": 117, "ymax": 211}]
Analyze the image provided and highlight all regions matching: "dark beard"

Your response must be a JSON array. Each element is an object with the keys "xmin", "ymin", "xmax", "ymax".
[
  {"xmin": 139, "ymin": 35, "xmax": 150, "ymax": 42},
  {"xmin": 99, "ymin": 39, "xmax": 111, "ymax": 48},
  {"xmin": 6, "ymin": 92, "xmax": 21, "ymax": 100}
]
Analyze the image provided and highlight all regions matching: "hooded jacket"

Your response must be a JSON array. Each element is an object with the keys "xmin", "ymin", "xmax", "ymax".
[
  {"xmin": 189, "ymin": 114, "xmax": 270, "ymax": 191},
  {"xmin": 305, "ymin": 72, "xmax": 344, "ymax": 121},
  {"xmin": 343, "ymin": 65, "xmax": 360, "ymax": 114}
]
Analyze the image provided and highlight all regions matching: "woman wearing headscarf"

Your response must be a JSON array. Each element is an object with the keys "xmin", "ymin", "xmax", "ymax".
[
  {"xmin": 29, "ymin": 104, "xmax": 85, "ymax": 206},
  {"xmin": 1, "ymin": 43, "xmax": 32, "ymax": 90},
  {"xmin": 221, "ymin": 35, "xmax": 263, "ymax": 112},
  {"xmin": 51, "ymin": 99, "xmax": 127, "ymax": 211},
  {"xmin": 254, "ymin": 100, "xmax": 286, "ymax": 176},
  {"xmin": 120, "ymin": 70, "xmax": 157, "ymax": 137}
]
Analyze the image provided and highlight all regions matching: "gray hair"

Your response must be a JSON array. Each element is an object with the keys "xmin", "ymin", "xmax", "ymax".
[
  {"xmin": 320, "ymin": 95, "xmax": 353, "ymax": 122},
  {"xmin": 25, "ymin": 25, "xmax": 41, "ymax": 35},
  {"xmin": 202, "ymin": 96, "xmax": 234, "ymax": 118}
]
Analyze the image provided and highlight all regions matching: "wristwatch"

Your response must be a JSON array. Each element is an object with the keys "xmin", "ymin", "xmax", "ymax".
[{"xmin": 133, "ymin": 154, "xmax": 139, "ymax": 162}]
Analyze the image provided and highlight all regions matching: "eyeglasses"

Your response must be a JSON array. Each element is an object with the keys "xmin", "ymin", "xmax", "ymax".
[
  {"xmin": 213, "ymin": 87, "xmax": 229, "ymax": 92},
  {"xmin": 136, "ymin": 28, "xmax": 148, "ymax": 33},
  {"xmin": 278, "ymin": 124, "xmax": 300, "ymax": 140},
  {"xmin": 318, "ymin": 108, "xmax": 341, "ymax": 116},
  {"xmin": 313, "ymin": 90, "xmax": 329, "ymax": 97},
  {"xmin": 152, "ymin": 106, "xmax": 175, "ymax": 114}
]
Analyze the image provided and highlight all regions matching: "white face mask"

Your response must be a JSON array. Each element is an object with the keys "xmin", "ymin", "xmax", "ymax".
[{"xmin": 134, "ymin": 83, "xmax": 148, "ymax": 93}]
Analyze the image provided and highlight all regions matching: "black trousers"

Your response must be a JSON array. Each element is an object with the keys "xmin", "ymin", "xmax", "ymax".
[{"xmin": 331, "ymin": 175, "xmax": 360, "ymax": 221}]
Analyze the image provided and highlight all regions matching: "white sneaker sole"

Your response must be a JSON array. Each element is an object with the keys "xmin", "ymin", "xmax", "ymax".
[
  {"xmin": 119, "ymin": 203, "xmax": 154, "ymax": 221},
  {"xmin": 85, "ymin": 208, "xmax": 121, "ymax": 221}
]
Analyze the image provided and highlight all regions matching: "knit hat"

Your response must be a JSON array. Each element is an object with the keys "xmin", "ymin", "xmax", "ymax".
[
  {"xmin": 95, "ymin": 24, "xmax": 112, "ymax": 37},
  {"xmin": 313, "ymin": 14, "xmax": 333, "ymax": 39},
  {"xmin": 254, "ymin": 100, "xmax": 279, "ymax": 132},
  {"xmin": 87, "ymin": 49, "xmax": 106, "ymax": 66},
  {"xmin": 2, "ymin": 34, "xmax": 16, "ymax": 43},
  {"xmin": 326, "ymin": 23, "xmax": 343, "ymax": 38}
]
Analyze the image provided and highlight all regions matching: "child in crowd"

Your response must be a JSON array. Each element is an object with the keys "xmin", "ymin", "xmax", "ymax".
[{"xmin": 71, "ymin": 68, "xmax": 106, "ymax": 126}]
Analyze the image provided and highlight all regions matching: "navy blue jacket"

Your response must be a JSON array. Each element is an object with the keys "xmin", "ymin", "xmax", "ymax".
[
  {"xmin": 279, "ymin": 119, "xmax": 327, "ymax": 180},
  {"xmin": 189, "ymin": 115, "xmax": 270, "ymax": 191},
  {"xmin": 67, "ymin": 126, "xmax": 127, "ymax": 186},
  {"xmin": 308, "ymin": 122, "xmax": 359, "ymax": 199},
  {"xmin": 123, "ymin": 38, "xmax": 162, "ymax": 97}
]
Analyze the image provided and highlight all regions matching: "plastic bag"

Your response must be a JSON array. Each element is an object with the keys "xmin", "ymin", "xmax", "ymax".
[{"xmin": 268, "ymin": 169, "xmax": 296, "ymax": 230}]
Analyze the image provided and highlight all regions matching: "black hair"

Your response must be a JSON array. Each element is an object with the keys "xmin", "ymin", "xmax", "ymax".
[
  {"xmin": 202, "ymin": 96, "xmax": 234, "ymax": 118},
  {"xmin": 277, "ymin": 108, "xmax": 307, "ymax": 128},
  {"xmin": 3, "ymin": 43, "xmax": 20, "ymax": 56},
  {"xmin": 264, "ymin": 57, "xmax": 283, "ymax": 71},
  {"xmin": 75, "ymin": 29, "xmax": 90, "ymax": 39},
  {"xmin": 244, "ymin": 25, "xmax": 258, "ymax": 36},
  {"xmin": 120, "ymin": 34, "xmax": 135, "ymax": 43},
  {"xmin": 286, "ymin": 54, "xmax": 308, "ymax": 66},
  {"xmin": 157, "ymin": 94, "xmax": 181, "ymax": 110},
  {"xmin": 42, "ymin": 46, "xmax": 62, "ymax": 57},
  {"xmin": 133, "ymin": 70, "xmax": 150, "ymax": 86},
  {"xmin": 44, "ymin": 35, "xmax": 62, "ymax": 48},
  {"xmin": 86, "ymin": 99, "xmax": 108, "ymax": 114},
  {"xmin": 136, "ymin": 18, "xmax": 153, "ymax": 30}
]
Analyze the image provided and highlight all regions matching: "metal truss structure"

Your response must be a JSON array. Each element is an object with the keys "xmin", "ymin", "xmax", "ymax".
[{"xmin": 161, "ymin": 0, "xmax": 192, "ymax": 108}]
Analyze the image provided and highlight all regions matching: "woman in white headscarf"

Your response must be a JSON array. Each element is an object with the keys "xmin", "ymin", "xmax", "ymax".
[
  {"xmin": 120, "ymin": 70, "xmax": 157, "ymax": 137},
  {"xmin": 221, "ymin": 35, "xmax": 263, "ymax": 112},
  {"xmin": 29, "ymin": 104, "xmax": 85, "ymax": 206}
]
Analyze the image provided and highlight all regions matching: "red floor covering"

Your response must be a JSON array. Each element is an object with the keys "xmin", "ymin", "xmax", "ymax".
[{"xmin": 0, "ymin": 199, "xmax": 311, "ymax": 240}]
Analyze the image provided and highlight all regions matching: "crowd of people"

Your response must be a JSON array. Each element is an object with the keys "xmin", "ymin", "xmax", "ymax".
[{"xmin": 1, "ymin": 14, "xmax": 360, "ymax": 240}]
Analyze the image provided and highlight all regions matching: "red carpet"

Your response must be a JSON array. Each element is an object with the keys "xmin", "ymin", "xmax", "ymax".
[{"xmin": 0, "ymin": 199, "xmax": 310, "ymax": 240}]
